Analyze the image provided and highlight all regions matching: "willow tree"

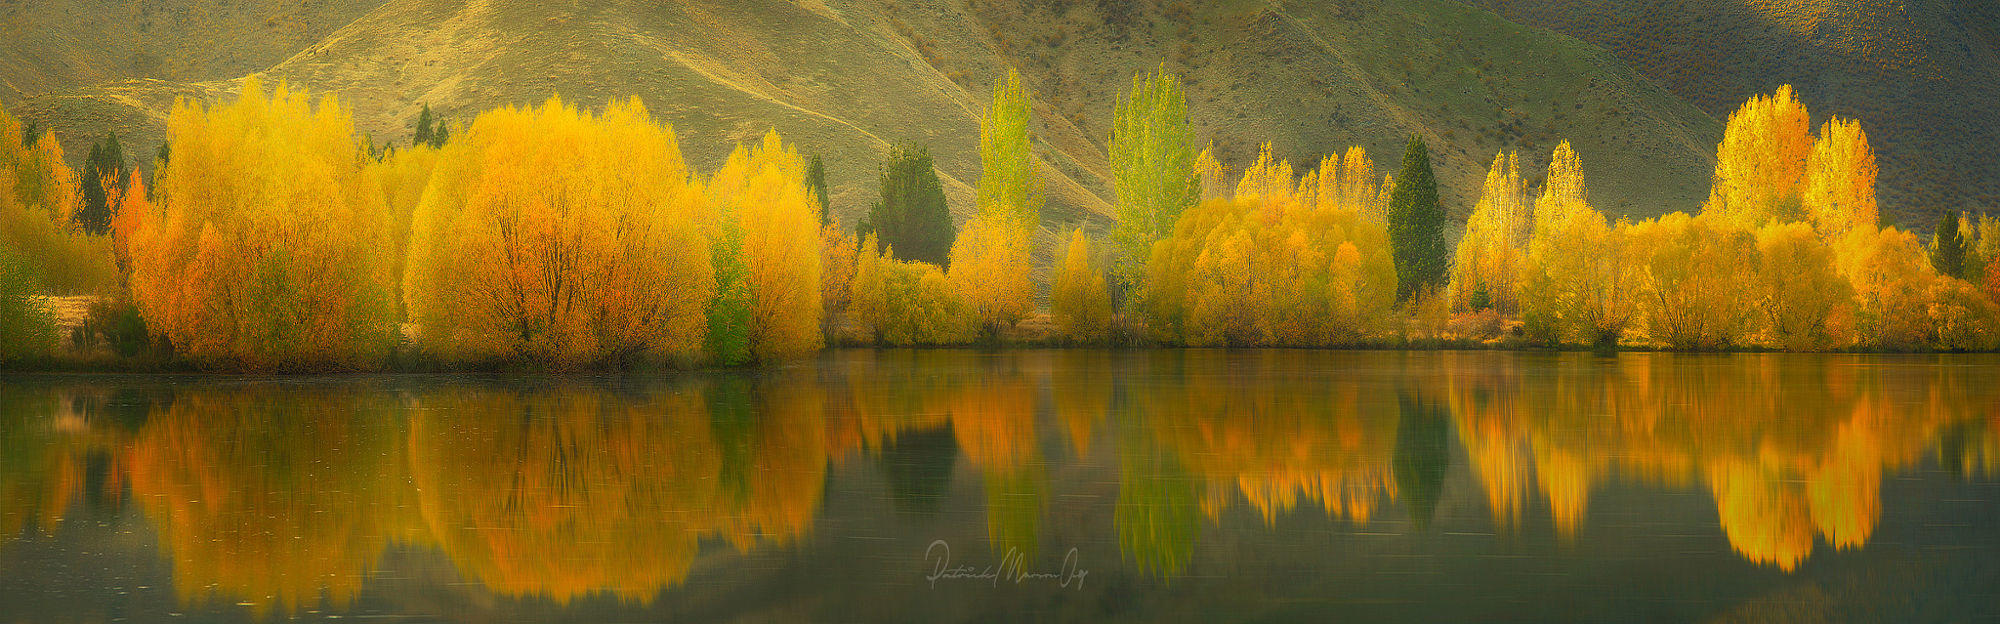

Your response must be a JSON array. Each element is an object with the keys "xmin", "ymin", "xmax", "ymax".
[
  {"xmin": 130, "ymin": 77, "xmax": 396, "ymax": 368},
  {"xmin": 952, "ymin": 69, "xmax": 1041, "ymax": 338},
  {"xmin": 1520, "ymin": 141, "xmax": 1636, "ymax": 346},
  {"xmin": 403, "ymin": 96, "xmax": 714, "ymax": 367},
  {"xmin": 1109, "ymin": 66, "xmax": 1197, "ymax": 284},
  {"xmin": 1051, "ymin": 228, "xmax": 1111, "ymax": 342},
  {"xmin": 708, "ymin": 131, "xmax": 825, "ymax": 362},
  {"xmin": 0, "ymin": 105, "xmax": 116, "ymax": 297}
]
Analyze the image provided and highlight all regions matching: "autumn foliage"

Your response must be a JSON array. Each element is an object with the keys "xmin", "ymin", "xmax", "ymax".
[
  {"xmin": 10, "ymin": 73, "xmax": 2000, "ymax": 367},
  {"xmin": 128, "ymin": 77, "xmax": 397, "ymax": 368},
  {"xmin": 403, "ymin": 96, "xmax": 713, "ymax": 367}
]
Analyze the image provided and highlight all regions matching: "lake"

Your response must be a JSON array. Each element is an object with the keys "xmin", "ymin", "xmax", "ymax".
[{"xmin": 1, "ymin": 350, "xmax": 1997, "ymax": 622}]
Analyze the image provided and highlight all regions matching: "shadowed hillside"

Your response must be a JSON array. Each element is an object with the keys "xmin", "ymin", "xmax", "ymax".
[
  {"xmin": 1457, "ymin": 0, "xmax": 2000, "ymax": 228},
  {"xmin": 12, "ymin": 0, "xmax": 1722, "ymax": 243}
]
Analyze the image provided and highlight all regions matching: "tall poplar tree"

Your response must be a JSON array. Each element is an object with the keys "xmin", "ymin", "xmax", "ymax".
[
  {"xmin": 806, "ymin": 154, "xmax": 830, "ymax": 225},
  {"xmin": 1109, "ymin": 66, "xmax": 1197, "ymax": 285},
  {"xmin": 1932, "ymin": 209, "xmax": 1966, "ymax": 279}
]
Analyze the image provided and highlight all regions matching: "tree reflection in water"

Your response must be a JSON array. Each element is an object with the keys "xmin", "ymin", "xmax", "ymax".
[{"xmin": 1, "ymin": 351, "xmax": 1997, "ymax": 613}]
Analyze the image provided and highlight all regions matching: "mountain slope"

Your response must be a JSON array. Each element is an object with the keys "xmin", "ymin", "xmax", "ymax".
[
  {"xmin": 14, "ymin": 0, "xmax": 1725, "ymax": 243},
  {"xmin": 0, "ymin": 0, "xmax": 388, "ymax": 106},
  {"xmin": 1457, "ymin": 0, "xmax": 2000, "ymax": 227}
]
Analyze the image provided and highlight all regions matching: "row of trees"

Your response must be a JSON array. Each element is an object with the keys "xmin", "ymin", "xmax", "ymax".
[{"xmin": 4, "ymin": 69, "xmax": 1998, "ymax": 366}]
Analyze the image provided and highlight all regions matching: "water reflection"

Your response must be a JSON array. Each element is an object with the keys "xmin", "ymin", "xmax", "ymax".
[{"xmin": 2, "ymin": 351, "xmax": 1998, "ymax": 615}]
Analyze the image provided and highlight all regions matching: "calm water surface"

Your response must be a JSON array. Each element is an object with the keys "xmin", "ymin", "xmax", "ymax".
[{"xmin": 1, "ymin": 350, "xmax": 1997, "ymax": 622}]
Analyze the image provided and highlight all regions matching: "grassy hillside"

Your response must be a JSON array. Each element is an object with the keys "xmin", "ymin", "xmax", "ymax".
[
  {"xmin": 1457, "ymin": 0, "xmax": 2000, "ymax": 228},
  {"xmin": 13, "ymin": 0, "xmax": 1724, "ymax": 254},
  {"xmin": 0, "ymin": 0, "xmax": 387, "ymax": 105}
]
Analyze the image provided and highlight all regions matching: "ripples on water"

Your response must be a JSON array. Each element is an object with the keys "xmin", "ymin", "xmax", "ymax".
[{"xmin": 1, "ymin": 350, "xmax": 1997, "ymax": 621}]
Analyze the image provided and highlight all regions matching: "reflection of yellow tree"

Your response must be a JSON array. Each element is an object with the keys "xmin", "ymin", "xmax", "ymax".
[
  {"xmin": 121, "ymin": 388, "xmax": 410, "ymax": 616},
  {"xmin": 1442, "ymin": 352, "xmax": 1985, "ymax": 570},
  {"xmin": 947, "ymin": 364, "xmax": 1045, "ymax": 560},
  {"xmin": 1136, "ymin": 351, "xmax": 1402, "ymax": 526},
  {"xmin": 409, "ymin": 378, "xmax": 827, "ymax": 604},
  {"xmin": 410, "ymin": 388, "xmax": 716, "ymax": 604},
  {"xmin": 0, "ymin": 387, "xmax": 90, "ymax": 545}
]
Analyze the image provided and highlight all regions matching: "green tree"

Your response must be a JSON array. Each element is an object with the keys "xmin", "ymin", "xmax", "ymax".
[
  {"xmin": 1388, "ymin": 136, "xmax": 1446, "ymax": 301},
  {"xmin": 1932, "ymin": 209, "xmax": 1966, "ymax": 279},
  {"xmin": 706, "ymin": 221, "xmax": 753, "ymax": 366},
  {"xmin": 1109, "ymin": 66, "xmax": 1197, "ymax": 286},
  {"xmin": 0, "ymin": 249, "xmax": 55, "ymax": 361},
  {"xmin": 977, "ymin": 69, "xmax": 1044, "ymax": 227},
  {"xmin": 413, "ymin": 104, "xmax": 434, "ymax": 147},
  {"xmin": 75, "ymin": 132, "xmax": 128, "ymax": 235},
  {"xmin": 806, "ymin": 154, "xmax": 830, "ymax": 226},
  {"xmin": 412, "ymin": 104, "xmax": 448, "ymax": 149},
  {"xmin": 861, "ymin": 145, "xmax": 954, "ymax": 267}
]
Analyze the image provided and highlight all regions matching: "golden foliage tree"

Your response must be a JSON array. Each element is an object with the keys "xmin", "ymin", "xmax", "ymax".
[
  {"xmin": 1141, "ymin": 145, "xmax": 1396, "ymax": 346},
  {"xmin": 849, "ymin": 234, "xmax": 972, "ymax": 345},
  {"xmin": 1802, "ymin": 117, "xmax": 1878, "ymax": 239},
  {"xmin": 0, "ymin": 105, "xmax": 117, "ymax": 297},
  {"xmin": 1520, "ymin": 142, "xmax": 1638, "ymax": 346},
  {"xmin": 820, "ymin": 221, "xmax": 858, "ymax": 343},
  {"xmin": 1705, "ymin": 85, "xmax": 1813, "ymax": 229},
  {"xmin": 1449, "ymin": 151, "xmax": 1528, "ymax": 313},
  {"xmin": 1051, "ymin": 228, "xmax": 1112, "ymax": 342},
  {"xmin": 404, "ymin": 96, "xmax": 713, "ymax": 367},
  {"xmin": 708, "ymin": 130, "xmax": 826, "ymax": 361},
  {"xmin": 948, "ymin": 215, "xmax": 1035, "ymax": 337},
  {"xmin": 1753, "ymin": 222, "xmax": 1856, "ymax": 350},
  {"xmin": 1625, "ymin": 211, "xmax": 1757, "ymax": 349},
  {"xmin": 129, "ymin": 77, "xmax": 396, "ymax": 368},
  {"xmin": 1835, "ymin": 225, "xmax": 1936, "ymax": 350},
  {"xmin": 953, "ymin": 70, "xmax": 1043, "ymax": 339}
]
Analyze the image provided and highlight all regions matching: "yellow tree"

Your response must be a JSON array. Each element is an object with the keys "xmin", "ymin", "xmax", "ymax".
[
  {"xmin": 708, "ymin": 130, "xmax": 825, "ymax": 361},
  {"xmin": 1754, "ymin": 222, "xmax": 1855, "ymax": 350},
  {"xmin": 368, "ymin": 143, "xmax": 442, "ymax": 311},
  {"xmin": 404, "ymin": 95, "xmax": 714, "ymax": 367},
  {"xmin": 1625, "ymin": 211, "xmax": 1757, "ymax": 349},
  {"xmin": 820, "ymin": 222, "xmax": 858, "ymax": 344},
  {"xmin": 1448, "ymin": 152, "xmax": 1528, "ymax": 312},
  {"xmin": 848, "ymin": 234, "xmax": 971, "ymax": 345},
  {"xmin": 0, "ymin": 105, "xmax": 117, "ymax": 297},
  {"xmin": 129, "ymin": 77, "xmax": 396, "ymax": 368},
  {"xmin": 1704, "ymin": 85, "xmax": 1813, "ymax": 229},
  {"xmin": 1140, "ymin": 146, "xmax": 1395, "ymax": 347},
  {"xmin": 1835, "ymin": 226, "xmax": 1936, "ymax": 350},
  {"xmin": 1051, "ymin": 228, "xmax": 1112, "ymax": 342},
  {"xmin": 1520, "ymin": 141, "xmax": 1637, "ymax": 346},
  {"xmin": 1801, "ymin": 117, "xmax": 1878, "ymax": 240},
  {"xmin": 953, "ymin": 69, "xmax": 1041, "ymax": 338}
]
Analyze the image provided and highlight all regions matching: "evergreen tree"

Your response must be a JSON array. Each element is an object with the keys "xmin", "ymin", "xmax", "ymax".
[
  {"xmin": 413, "ymin": 104, "xmax": 434, "ymax": 148},
  {"xmin": 1932, "ymin": 209, "xmax": 1966, "ymax": 279},
  {"xmin": 76, "ymin": 132, "xmax": 128, "ymax": 235},
  {"xmin": 807, "ymin": 154, "xmax": 830, "ymax": 226},
  {"xmin": 862, "ymin": 144, "xmax": 954, "ymax": 267},
  {"xmin": 1387, "ymin": 136, "xmax": 1446, "ymax": 301}
]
